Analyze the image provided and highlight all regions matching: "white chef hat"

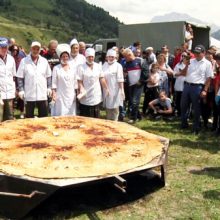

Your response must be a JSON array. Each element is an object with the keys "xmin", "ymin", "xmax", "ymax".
[
  {"xmin": 106, "ymin": 49, "xmax": 116, "ymax": 57},
  {"xmin": 70, "ymin": 38, "xmax": 79, "ymax": 47},
  {"xmin": 56, "ymin": 44, "xmax": 71, "ymax": 58},
  {"xmin": 85, "ymin": 48, "xmax": 95, "ymax": 57},
  {"xmin": 31, "ymin": 41, "xmax": 41, "ymax": 48}
]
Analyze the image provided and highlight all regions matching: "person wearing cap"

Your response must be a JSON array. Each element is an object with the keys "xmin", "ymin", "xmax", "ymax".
[
  {"xmin": 180, "ymin": 44, "xmax": 213, "ymax": 134},
  {"xmin": 145, "ymin": 47, "xmax": 157, "ymax": 64},
  {"xmin": 69, "ymin": 38, "xmax": 86, "ymax": 67},
  {"xmin": 102, "ymin": 49, "xmax": 125, "ymax": 121},
  {"xmin": 16, "ymin": 41, "xmax": 52, "ymax": 118},
  {"xmin": 43, "ymin": 39, "xmax": 59, "ymax": 70},
  {"xmin": 0, "ymin": 37, "xmax": 16, "ymax": 121},
  {"xmin": 77, "ymin": 47, "xmax": 109, "ymax": 118},
  {"xmin": 51, "ymin": 44, "xmax": 77, "ymax": 116}
]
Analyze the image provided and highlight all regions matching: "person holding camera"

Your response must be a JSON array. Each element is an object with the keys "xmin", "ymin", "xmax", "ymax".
[{"xmin": 180, "ymin": 45, "xmax": 213, "ymax": 134}]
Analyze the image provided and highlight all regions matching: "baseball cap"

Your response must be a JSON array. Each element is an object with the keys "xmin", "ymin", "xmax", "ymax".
[
  {"xmin": 194, "ymin": 45, "xmax": 205, "ymax": 53},
  {"xmin": 0, "ymin": 37, "xmax": 9, "ymax": 47},
  {"xmin": 31, "ymin": 41, "xmax": 41, "ymax": 48}
]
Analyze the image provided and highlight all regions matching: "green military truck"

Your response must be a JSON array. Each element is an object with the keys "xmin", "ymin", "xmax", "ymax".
[{"xmin": 92, "ymin": 21, "xmax": 210, "ymax": 60}]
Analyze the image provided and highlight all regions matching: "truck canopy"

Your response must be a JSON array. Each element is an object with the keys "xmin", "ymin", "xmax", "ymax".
[{"xmin": 119, "ymin": 21, "xmax": 210, "ymax": 53}]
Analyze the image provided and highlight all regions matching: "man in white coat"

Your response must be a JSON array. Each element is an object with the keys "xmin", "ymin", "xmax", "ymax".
[
  {"xmin": 17, "ymin": 41, "xmax": 52, "ymax": 118},
  {"xmin": 102, "ymin": 49, "xmax": 125, "ymax": 120},
  {"xmin": 0, "ymin": 37, "xmax": 16, "ymax": 121}
]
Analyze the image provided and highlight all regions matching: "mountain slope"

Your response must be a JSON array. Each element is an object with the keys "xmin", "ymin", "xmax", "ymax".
[{"xmin": 0, "ymin": 0, "xmax": 121, "ymax": 49}]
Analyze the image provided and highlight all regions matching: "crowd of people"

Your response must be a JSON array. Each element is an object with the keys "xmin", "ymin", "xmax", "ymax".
[{"xmin": 0, "ymin": 32, "xmax": 220, "ymax": 136}]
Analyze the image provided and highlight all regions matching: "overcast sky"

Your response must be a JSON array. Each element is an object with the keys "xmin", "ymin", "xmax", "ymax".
[{"xmin": 85, "ymin": 0, "xmax": 220, "ymax": 26}]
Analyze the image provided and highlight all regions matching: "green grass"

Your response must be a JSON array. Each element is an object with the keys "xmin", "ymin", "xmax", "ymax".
[{"xmin": 5, "ymin": 113, "xmax": 219, "ymax": 220}]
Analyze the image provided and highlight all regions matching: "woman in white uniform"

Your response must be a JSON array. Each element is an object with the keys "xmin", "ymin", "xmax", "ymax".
[
  {"xmin": 51, "ymin": 44, "xmax": 77, "ymax": 116},
  {"xmin": 77, "ymin": 48, "xmax": 109, "ymax": 118},
  {"xmin": 102, "ymin": 49, "xmax": 125, "ymax": 121}
]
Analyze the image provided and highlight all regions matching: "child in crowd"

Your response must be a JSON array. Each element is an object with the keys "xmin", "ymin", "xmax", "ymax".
[
  {"xmin": 142, "ymin": 63, "xmax": 160, "ymax": 115},
  {"xmin": 148, "ymin": 90, "xmax": 173, "ymax": 119}
]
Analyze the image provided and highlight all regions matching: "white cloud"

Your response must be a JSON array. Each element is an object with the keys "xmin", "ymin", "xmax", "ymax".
[{"xmin": 86, "ymin": 0, "xmax": 220, "ymax": 27}]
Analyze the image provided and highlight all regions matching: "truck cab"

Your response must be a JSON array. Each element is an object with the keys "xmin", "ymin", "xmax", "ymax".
[{"xmin": 92, "ymin": 38, "xmax": 118, "ymax": 63}]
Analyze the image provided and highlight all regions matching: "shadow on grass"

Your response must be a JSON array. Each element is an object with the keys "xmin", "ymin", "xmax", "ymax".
[
  {"xmin": 203, "ymin": 189, "xmax": 220, "ymax": 201},
  {"xmin": 172, "ymin": 138, "xmax": 220, "ymax": 154},
  {"xmin": 189, "ymin": 167, "xmax": 220, "ymax": 179},
  {"xmin": 27, "ymin": 172, "xmax": 164, "ymax": 219},
  {"xmin": 138, "ymin": 119, "xmax": 220, "ymax": 154}
]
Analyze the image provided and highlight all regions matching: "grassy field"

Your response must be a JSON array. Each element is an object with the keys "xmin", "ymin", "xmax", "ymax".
[{"xmin": 4, "ymin": 115, "xmax": 217, "ymax": 220}]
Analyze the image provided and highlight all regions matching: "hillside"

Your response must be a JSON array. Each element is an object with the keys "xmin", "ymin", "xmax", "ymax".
[{"xmin": 0, "ymin": 0, "xmax": 121, "ymax": 49}]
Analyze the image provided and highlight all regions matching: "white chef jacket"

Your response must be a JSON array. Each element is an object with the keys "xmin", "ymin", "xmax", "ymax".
[
  {"xmin": 0, "ymin": 54, "xmax": 16, "ymax": 99},
  {"xmin": 16, "ymin": 55, "xmax": 51, "ymax": 101},
  {"xmin": 185, "ymin": 58, "xmax": 213, "ymax": 84},
  {"xmin": 69, "ymin": 53, "xmax": 86, "ymax": 67},
  {"xmin": 52, "ymin": 64, "xmax": 77, "ymax": 116},
  {"xmin": 102, "ymin": 61, "xmax": 124, "ymax": 109},
  {"xmin": 174, "ymin": 62, "xmax": 186, "ymax": 92},
  {"xmin": 77, "ymin": 62, "xmax": 104, "ymax": 106}
]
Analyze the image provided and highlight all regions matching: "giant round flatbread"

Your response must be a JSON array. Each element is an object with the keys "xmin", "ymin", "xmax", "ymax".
[{"xmin": 0, "ymin": 116, "xmax": 165, "ymax": 179}]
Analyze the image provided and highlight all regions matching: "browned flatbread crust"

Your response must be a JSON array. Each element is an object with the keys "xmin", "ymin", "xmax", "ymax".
[{"xmin": 0, "ymin": 116, "xmax": 164, "ymax": 179}]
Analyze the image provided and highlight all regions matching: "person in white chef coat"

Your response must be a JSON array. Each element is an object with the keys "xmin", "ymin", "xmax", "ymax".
[
  {"xmin": 102, "ymin": 49, "xmax": 125, "ymax": 121},
  {"xmin": 51, "ymin": 44, "xmax": 77, "ymax": 116},
  {"xmin": 77, "ymin": 48, "xmax": 109, "ymax": 118},
  {"xmin": 69, "ymin": 38, "xmax": 86, "ymax": 67},
  {"xmin": 0, "ymin": 37, "xmax": 16, "ymax": 121},
  {"xmin": 17, "ymin": 41, "xmax": 52, "ymax": 118}
]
